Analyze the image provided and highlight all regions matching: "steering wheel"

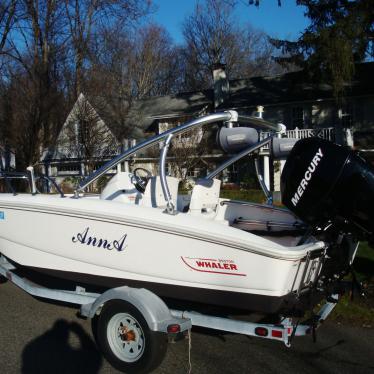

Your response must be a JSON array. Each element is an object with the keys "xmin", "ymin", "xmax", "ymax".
[{"xmin": 132, "ymin": 167, "xmax": 152, "ymax": 193}]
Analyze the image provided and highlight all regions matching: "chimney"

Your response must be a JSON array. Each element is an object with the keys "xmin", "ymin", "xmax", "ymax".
[{"xmin": 212, "ymin": 63, "xmax": 229, "ymax": 109}]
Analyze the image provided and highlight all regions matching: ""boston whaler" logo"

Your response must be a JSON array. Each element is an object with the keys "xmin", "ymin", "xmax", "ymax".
[
  {"xmin": 181, "ymin": 256, "xmax": 246, "ymax": 276},
  {"xmin": 72, "ymin": 227, "xmax": 127, "ymax": 251}
]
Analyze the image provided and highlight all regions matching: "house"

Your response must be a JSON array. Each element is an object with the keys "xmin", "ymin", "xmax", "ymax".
[
  {"xmin": 127, "ymin": 62, "xmax": 374, "ymax": 137},
  {"xmin": 122, "ymin": 89, "xmax": 219, "ymax": 181},
  {"xmin": 123, "ymin": 62, "xmax": 374, "ymax": 188},
  {"xmin": 41, "ymin": 62, "xmax": 374, "ymax": 193},
  {"xmin": 41, "ymin": 93, "xmax": 120, "ymax": 188}
]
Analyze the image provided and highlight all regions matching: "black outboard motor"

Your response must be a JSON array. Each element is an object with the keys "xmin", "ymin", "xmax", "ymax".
[{"xmin": 281, "ymin": 138, "xmax": 374, "ymax": 245}]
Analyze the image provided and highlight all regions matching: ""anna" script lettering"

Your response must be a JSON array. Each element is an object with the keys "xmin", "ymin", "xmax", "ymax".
[{"xmin": 72, "ymin": 227, "xmax": 127, "ymax": 252}]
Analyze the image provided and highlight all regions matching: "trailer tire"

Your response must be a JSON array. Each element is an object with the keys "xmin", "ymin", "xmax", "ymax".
[{"xmin": 96, "ymin": 299, "xmax": 167, "ymax": 373}]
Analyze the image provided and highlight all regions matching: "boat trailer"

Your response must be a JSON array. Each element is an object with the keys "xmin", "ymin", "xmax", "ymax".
[{"xmin": 0, "ymin": 256, "xmax": 338, "ymax": 350}]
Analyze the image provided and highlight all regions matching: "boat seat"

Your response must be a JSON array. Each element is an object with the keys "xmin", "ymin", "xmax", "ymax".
[
  {"xmin": 100, "ymin": 172, "xmax": 141, "ymax": 204},
  {"xmin": 188, "ymin": 178, "xmax": 221, "ymax": 215},
  {"xmin": 140, "ymin": 176, "xmax": 180, "ymax": 209}
]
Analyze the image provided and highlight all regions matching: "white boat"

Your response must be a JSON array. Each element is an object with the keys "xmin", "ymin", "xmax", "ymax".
[
  {"xmin": 1, "ymin": 110, "xmax": 373, "ymax": 372},
  {"xmin": 0, "ymin": 111, "xmax": 372, "ymax": 315},
  {"xmin": 0, "ymin": 191, "xmax": 324, "ymax": 313}
]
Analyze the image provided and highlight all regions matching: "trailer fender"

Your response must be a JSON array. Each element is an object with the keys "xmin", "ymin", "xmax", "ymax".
[{"xmin": 80, "ymin": 286, "xmax": 190, "ymax": 333}]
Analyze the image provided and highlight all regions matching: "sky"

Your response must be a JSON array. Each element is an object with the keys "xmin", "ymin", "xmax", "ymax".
[{"xmin": 152, "ymin": 0, "xmax": 310, "ymax": 44}]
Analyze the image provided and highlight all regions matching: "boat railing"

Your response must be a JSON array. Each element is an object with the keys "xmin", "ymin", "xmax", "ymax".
[
  {"xmin": 159, "ymin": 134, "xmax": 176, "ymax": 214},
  {"xmin": 0, "ymin": 169, "xmax": 64, "ymax": 197},
  {"xmin": 259, "ymin": 127, "xmax": 335, "ymax": 151},
  {"xmin": 76, "ymin": 111, "xmax": 284, "ymax": 197}
]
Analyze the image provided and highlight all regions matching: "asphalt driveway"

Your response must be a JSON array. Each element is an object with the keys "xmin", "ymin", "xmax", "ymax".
[{"xmin": 0, "ymin": 280, "xmax": 373, "ymax": 374}]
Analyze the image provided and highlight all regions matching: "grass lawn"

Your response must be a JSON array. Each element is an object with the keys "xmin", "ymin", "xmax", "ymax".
[
  {"xmin": 219, "ymin": 189, "xmax": 266, "ymax": 203},
  {"xmin": 354, "ymin": 241, "xmax": 374, "ymax": 282},
  {"xmin": 330, "ymin": 242, "xmax": 374, "ymax": 326}
]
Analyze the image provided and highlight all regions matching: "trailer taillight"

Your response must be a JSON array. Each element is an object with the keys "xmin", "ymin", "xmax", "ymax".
[
  {"xmin": 167, "ymin": 324, "xmax": 181, "ymax": 334},
  {"xmin": 271, "ymin": 330, "xmax": 283, "ymax": 338},
  {"xmin": 254, "ymin": 327, "xmax": 268, "ymax": 337}
]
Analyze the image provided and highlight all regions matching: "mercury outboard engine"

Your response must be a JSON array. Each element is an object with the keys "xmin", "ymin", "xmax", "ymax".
[{"xmin": 281, "ymin": 138, "xmax": 374, "ymax": 245}]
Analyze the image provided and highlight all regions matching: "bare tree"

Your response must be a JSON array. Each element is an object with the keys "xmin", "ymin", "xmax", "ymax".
[
  {"xmin": 128, "ymin": 24, "xmax": 182, "ymax": 99},
  {"xmin": 86, "ymin": 23, "xmax": 182, "ymax": 139},
  {"xmin": 63, "ymin": 0, "xmax": 151, "ymax": 98},
  {"xmin": 181, "ymin": 0, "xmax": 283, "ymax": 90},
  {"xmin": 0, "ymin": 0, "xmax": 17, "ymax": 54},
  {"xmin": 2, "ymin": 0, "xmax": 67, "ymax": 170},
  {"xmin": 0, "ymin": 0, "xmax": 152, "ymax": 171},
  {"xmin": 0, "ymin": 0, "xmax": 286, "ymax": 178},
  {"xmin": 242, "ymin": 26, "xmax": 286, "ymax": 77}
]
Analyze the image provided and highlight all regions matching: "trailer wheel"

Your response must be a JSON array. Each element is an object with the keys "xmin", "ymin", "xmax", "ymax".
[{"xmin": 96, "ymin": 300, "xmax": 167, "ymax": 373}]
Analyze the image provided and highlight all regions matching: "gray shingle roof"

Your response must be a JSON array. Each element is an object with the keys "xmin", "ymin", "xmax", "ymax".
[
  {"xmin": 124, "ymin": 62, "xmax": 374, "ymax": 134},
  {"xmin": 222, "ymin": 62, "xmax": 374, "ymax": 110},
  {"xmin": 125, "ymin": 90, "xmax": 213, "ymax": 134}
]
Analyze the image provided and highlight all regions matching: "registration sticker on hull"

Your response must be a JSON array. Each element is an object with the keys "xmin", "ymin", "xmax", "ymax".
[
  {"xmin": 0, "ymin": 211, "xmax": 4, "ymax": 220},
  {"xmin": 181, "ymin": 257, "xmax": 246, "ymax": 276}
]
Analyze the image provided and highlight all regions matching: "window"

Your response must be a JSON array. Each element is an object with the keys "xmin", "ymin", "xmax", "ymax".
[
  {"xmin": 187, "ymin": 168, "xmax": 203, "ymax": 178},
  {"xmin": 77, "ymin": 120, "xmax": 89, "ymax": 144},
  {"xmin": 291, "ymin": 107, "xmax": 305, "ymax": 129}
]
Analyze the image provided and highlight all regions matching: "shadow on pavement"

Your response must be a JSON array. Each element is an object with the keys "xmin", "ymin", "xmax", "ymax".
[{"xmin": 22, "ymin": 319, "xmax": 102, "ymax": 374}]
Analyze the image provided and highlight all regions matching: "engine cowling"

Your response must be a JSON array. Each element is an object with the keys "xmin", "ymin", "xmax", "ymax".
[{"xmin": 281, "ymin": 138, "xmax": 374, "ymax": 244}]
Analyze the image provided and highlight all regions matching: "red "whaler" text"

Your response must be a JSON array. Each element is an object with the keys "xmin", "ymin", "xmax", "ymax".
[{"xmin": 195, "ymin": 261, "xmax": 238, "ymax": 271}]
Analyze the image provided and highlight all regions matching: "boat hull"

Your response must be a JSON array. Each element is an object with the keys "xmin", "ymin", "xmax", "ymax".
[
  {"xmin": 7, "ymin": 257, "xmax": 296, "ymax": 313},
  {"xmin": 0, "ymin": 195, "xmax": 323, "ymax": 314}
]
